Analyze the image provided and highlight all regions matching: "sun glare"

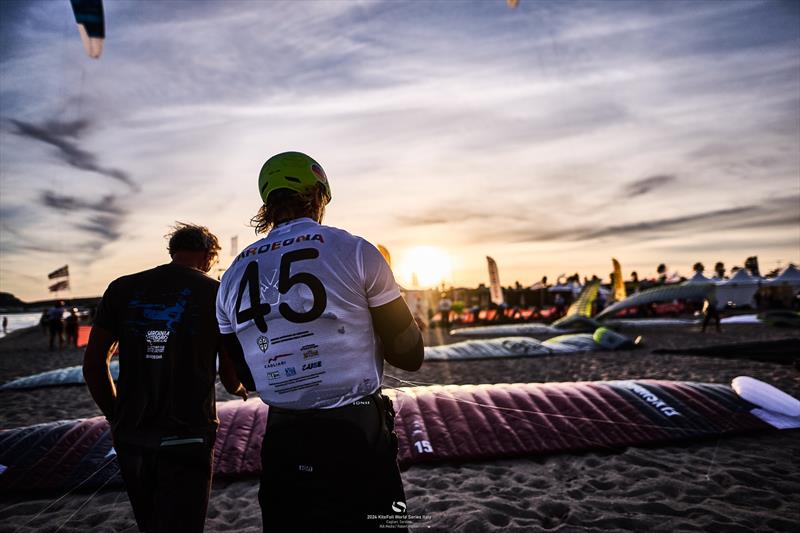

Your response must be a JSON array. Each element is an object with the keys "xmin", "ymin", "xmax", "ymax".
[{"xmin": 398, "ymin": 246, "xmax": 453, "ymax": 289}]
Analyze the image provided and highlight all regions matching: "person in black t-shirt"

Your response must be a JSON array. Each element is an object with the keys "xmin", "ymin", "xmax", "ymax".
[{"xmin": 83, "ymin": 223, "xmax": 247, "ymax": 533}]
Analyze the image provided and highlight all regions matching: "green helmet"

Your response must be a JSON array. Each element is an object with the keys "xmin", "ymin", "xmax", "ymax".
[{"xmin": 258, "ymin": 151, "xmax": 332, "ymax": 205}]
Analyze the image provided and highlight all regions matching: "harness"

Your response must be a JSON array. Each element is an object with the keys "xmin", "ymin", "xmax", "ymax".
[{"xmin": 266, "ymin": 389, "xmax": 396, "ymax": 452}]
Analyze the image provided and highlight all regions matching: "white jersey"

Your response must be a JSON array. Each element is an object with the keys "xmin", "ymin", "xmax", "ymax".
[{"xmin": 216, "ymin": 218, "xmax": 400, "ymax": 409}]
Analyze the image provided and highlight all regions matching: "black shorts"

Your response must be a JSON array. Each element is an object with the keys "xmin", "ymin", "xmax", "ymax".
[
  {"xmin": 259, "ymin": 392, "xmax": 406, "ymax": 531},
  {"xmin": 115, "ymin": 435, "xmax": 215, "ymax": 533}
]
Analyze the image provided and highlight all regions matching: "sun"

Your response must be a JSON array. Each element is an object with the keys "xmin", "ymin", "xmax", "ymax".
[{"xmin": 398, "ymin": 246, "xmax": 453, "ymax": 288}]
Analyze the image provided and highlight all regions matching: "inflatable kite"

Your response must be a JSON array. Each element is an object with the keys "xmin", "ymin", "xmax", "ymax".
[
  {"xmin": 0, "ymin": 361, "xmax": 119, "ymax": 391},
  {"xmin": 596, "ymin": 283, "xmax": 712, "ymax": 320},
  {"xmin": 1, "ymin": 377, "xmax": 797, "ymax": 493},
  {"xmin": 71, "ymin": 0, "xmax": 105, "ymax": 59},
  {"xmin": 425, "ymin": 328, "xmax": 638, "ymax": 361},
  {"xmin": 451, "ymin": 283, "xmax": 602, "ymax": 339}
]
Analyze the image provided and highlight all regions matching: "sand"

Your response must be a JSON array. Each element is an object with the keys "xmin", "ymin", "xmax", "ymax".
[{"xmin": 1, "ymin": 324, "xmax": 798, "ymax": 532}]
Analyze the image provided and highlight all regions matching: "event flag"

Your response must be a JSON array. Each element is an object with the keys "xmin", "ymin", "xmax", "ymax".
[
  {"xmin": 47, "ymin": 265, "xmax": 69, "ymax": 279},
  {"xmin": 49, "ymin": 280, "xmax": 70, "ymax": 292},
  {"xmin": 487, "ymin": 256, "xmax": 504, "ymax": 306}
]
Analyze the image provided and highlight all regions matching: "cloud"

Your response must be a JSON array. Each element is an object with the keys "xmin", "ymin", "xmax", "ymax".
[
  {"xmin": 455, "ymin": 195, "xmax": 800, "ymax": 244},
  {"xmin": 76, "ymin": 214, "xmax": 124, "ymax": 242},
  {"xmin": 9, "ymin": 119, "xmax": 138, "ymax": 191},
  {"xmin": 623, "ymin": 175, "xmax": 677, "ymax": 197},
  {"xmin": 38, "ymin": 191, "xmax": 127, "ymax": 252},
  {"xmin": 41, "ymin": 191, "xmax": 124, "ymax": 215}
]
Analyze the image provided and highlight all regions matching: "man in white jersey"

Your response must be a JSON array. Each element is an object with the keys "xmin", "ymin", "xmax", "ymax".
[{"xmin": 216, "ymin": 152, "xmax": 424, "ymax": 531}]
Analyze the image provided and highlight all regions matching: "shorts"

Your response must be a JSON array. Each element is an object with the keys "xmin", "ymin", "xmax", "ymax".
[
  {"xmin": 259, "ymin": 392, "xmax": 407, "ymax": 531},
  {"xmin": 115, "ymin": 434, "xmax": 215, "ymax": 533}
]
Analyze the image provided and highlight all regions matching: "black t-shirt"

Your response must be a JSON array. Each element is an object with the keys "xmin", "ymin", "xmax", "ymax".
[{"xmin": 94, "ymin": 263, "xmax": 220, "ymax": 446}]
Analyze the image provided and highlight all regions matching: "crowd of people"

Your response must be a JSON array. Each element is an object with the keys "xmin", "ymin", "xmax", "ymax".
[{"xmin": 39, "ymin": 301, "xmax": 82, "ymax": 350}]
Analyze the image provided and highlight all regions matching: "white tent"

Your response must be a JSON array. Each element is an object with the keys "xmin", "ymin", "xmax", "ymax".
[
  {"xmin": 548, "ymin": 282, "xmax": 582, "ymax": 296},
  {"xmin": 715, "ymin": 268, "xmax": 760, "ymax": 309},
  {"xmin": 768, "ymin": 265, "xmax": 800, "ymax": 289},
  {"xmin": 685, "ymin": 271, "xmax": 712, "ymax": 285}
]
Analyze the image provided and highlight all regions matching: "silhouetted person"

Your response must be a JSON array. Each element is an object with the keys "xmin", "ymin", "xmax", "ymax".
[
  {"xmin": 39, "ymin": 310, "xmax": 48, "ymax": 335},
  {"xmin": 438, "ymin": 292, "xmax": 452, "ymax": 329},
  {"xmin": 47, "ymin": 301, "xmax": 65, "ymax": 350},
  {"xmin": 2, "ymin": 316, "xmax": 7, "ymax": 334},
  {"xmin": 714, "ymin": 261, "xmax": 725, "ymax": 279},
  {"xmin": 65, "ymin": 308, "xmax": 80, "ymax": 348},
  {"xmin": 701, "ymin": 296, "xmax": 721, "ymax": 333},
  {"xmin": 595, "ymin": 291, "xmax": 606, "ymax": 313},
  {"xmin": 554, "ymin": 293, "xmax": 566, "ymax": 317},
  {"xmin": 656, "ymin": 263, "xmax": 667, "ymax": 284},
  {"xmin": 84, "ymin": 223, "xmax": 246, "ymax": 533}
]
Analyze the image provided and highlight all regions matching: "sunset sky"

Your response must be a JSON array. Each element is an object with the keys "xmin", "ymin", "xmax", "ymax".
[{"xmin": 1, "ymin": 0, "xmax": 798, "ymax": 301}]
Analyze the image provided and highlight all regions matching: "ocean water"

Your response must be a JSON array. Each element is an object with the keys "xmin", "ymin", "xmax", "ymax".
[{"xmin": 0, "ymin": 312, "xmax": 45, "ymax": 339}]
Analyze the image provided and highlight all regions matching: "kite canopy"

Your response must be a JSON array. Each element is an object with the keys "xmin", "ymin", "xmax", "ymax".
[
  {"xmin": 70, "ymin": 0, "xmax": 105, "ymax": 59},
  {"xmin": 596, "ymin": 282, "xmax": 713, "ymax": 320},
  {"xmin": 0, "ymin": 361, "xmax": 118, "ymax": 391},
  {"xmin": 1, "ymin": 378, "xmax": 797, "ymax": 493}
]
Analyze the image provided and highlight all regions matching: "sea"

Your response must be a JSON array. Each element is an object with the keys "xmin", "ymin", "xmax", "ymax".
[{"xmin": 0, "ymin": 312, "xmax": 45, "ymax": 339}]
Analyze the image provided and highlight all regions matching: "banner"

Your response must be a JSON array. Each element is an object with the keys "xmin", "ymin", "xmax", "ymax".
[
  {"xmin": 49, "ymin": 280, "xmax": 70, "ymax": 292},
  {"xmin": 486, "ymin": 256, "xmax": 504, "ymax": 306},
  {"xmin": 48, "ymin": 265, "xmax": 69, "ymax": 279},
  {"xmin": 612, "ymin": 258, "xmax": 626, "ymax": 302}
]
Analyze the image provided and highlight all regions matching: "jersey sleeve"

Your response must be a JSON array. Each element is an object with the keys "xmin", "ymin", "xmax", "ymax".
[
  {"xmin": 360, "ymin": 240, "xmax": 401, "ymax": 308},
  {"xmin": 216, "ymin": 278, "xmax": 234, "ymax": 334},
  {"xmin": 93, "ymin": 281, "xmax": 120, "ymax": 339}
]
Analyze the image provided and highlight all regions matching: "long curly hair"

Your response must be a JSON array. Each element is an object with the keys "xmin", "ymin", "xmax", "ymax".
[{"xmin": 250, "ymin": 184, "xmax": 327, "ymax": 235}]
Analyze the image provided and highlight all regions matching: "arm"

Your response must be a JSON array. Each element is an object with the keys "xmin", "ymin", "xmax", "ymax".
[
  {"xmin": 82, "ymin": 325, "xmax": 118, "ymax": 419},
  {"xmin": 219, "ymin": 337, "xmax": 249, "ymax": 400},
  {"xmin": 221, "ymin": 333, "xmax": 257, "ymax": 392},
  {"xmin": 370, "ymin": 297, "xmax": 424, "ymax": 371}
]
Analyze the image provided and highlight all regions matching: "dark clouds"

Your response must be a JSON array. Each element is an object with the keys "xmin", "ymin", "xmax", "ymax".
[
  {"xmin": 77, "ymin": 214, "xmax": 124, "ymax": 243},
  {"xmin": 623, "ymin": 175, "xmax": 677, "ymax": 197},
  {"xmin": 41, "ymin": 191, "xmax": 124, "ymax": 215},
  {"xmin": 10, "ymin": 119, "xmax": 138, "ymax": 191},
  {"xmin": 531, "ymin": 195, "xmax": 799, "ymax": 242},
  {"xmin": 397, "ymin": 194, "xmax": 800, "ymax": 245},
  {"xmin": 2, "ymin": 118, "xmax": 136, "ymax": 260},
  {"xmin": 38, "ymin": 191, "xmax": 126, "ymax": 250}
]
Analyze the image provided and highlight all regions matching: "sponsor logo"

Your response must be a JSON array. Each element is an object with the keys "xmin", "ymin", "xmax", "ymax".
[
  {"xmin": 625, "ymin": 383, "xmax": 681, "ymax": 417},
  {"xmin": 391, "ymin": 501, "xmax": 407, "ymax": 513},
  {"xmin": 302, "ymin": 361, "xmax": 322, "ymax": 371},
  {"xmin": 267, "ymin": 371, "xmax": 280, "ymax": 380},
  {"xmin": 302, "ymin": 347, "xmax": 319, "ymax": 359},
  {"xmin": 145, "ymin": 330, "xmax": 170, "ymax": 360},
  {"xmin": 146, "ymin": 331, "xmax": 170, "ymax": 343},
  {"xmin": 257, "ymin": 336, "xmax": 269, "ymax": 353},
  {"xmin": 297, "ymin": 464, "xmax": 314, "ymax": 472},
  {"xmin": 284, "ymin": 367, "xmax": 296, "ymax": 377},
  {"xmin": 268, "ymin": 353, "xmax": 291, "ymax": 364},
  {"xmin": 311, "ymin": 163, "xmax": 327, "ymax": 183}
]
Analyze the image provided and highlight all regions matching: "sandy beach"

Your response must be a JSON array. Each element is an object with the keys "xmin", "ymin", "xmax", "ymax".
[{"xmin": 1, "ymin": 323, "xmax": 798, "ymax": 532}]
